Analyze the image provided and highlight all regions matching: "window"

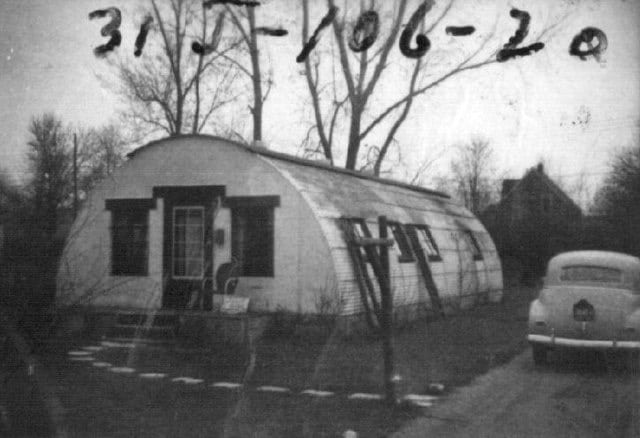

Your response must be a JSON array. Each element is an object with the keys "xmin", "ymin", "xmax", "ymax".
[
  {"xmin": 388, "ymin": 222, "xmax": 414, "ymax": 263},
  {"xmin": 232, "ymin": 206, "xmax": 274, "ymax": 277},
  {"xmin": 172, "ymin": 207, "xmax": 204, "ymax": 279},
  {"xmin": 463, "ymin": 230, "xmax": 483, "ymax": 261},
  {"xmin": 111, "ymin": 207, "xmax": 149, "ymax": 276},
  {"xmin": 560, "ymin": 266, "xmax": 623, "ymax": 284},
  {"xmin": 348, "ymin": 218, "xmax": 371, "ymax": 239},
  {"xmin": 413, "ymin": 225, "xmax": 441, "ymax": 262}
]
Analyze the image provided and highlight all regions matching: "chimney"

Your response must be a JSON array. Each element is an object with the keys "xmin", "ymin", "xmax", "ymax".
[{"xmin": 537, "ymin": 162, "xmax": 544, "ymax": 173}]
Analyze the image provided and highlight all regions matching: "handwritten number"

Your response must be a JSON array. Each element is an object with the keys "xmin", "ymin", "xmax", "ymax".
[
  {"xmin": 399, "ymin": 0, "xmax": 433, "ymax": 59},
  {"xmin": 569, "ymin": 27, "xmax": 607, "ymax": 61},
  {"xmin": 203, "ymin": 0, "xmax": 260, "ymax": 8},
  {"xmin": 89, "ymin": 7, "xmax": 122, "ymax": 57},
  {"xmin": 445, "ymin": 26, "xmax": 475, "ymax": 37},
  {"xmin": 134, "ymin": 14, "xmax": 153, "ymax": 57},
  {"xmin": 497, "ymin": 8, "xmax": 544, "ymax": 62},
  {"xmin": 192, "ymin": 12, "xmax": 226, "ymax": 56},
  {"xmin": 348, "ymin": 10, "xmax": 380, "ymax": 52},
  {"xmin": 253, "ymin": 27, "xmax": 288, "ymax": 37},
  {"xmin": 296, "ymin": 6, "xmax": 338, "ymax": 63}
]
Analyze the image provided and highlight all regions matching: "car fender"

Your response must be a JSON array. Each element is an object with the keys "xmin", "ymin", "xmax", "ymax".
[
  {"xmin": 528, "ymin": 299, "xmax": 548, "ymax": 331},
  {"xmin": 624, "ymin": 309, "xmax": 640, "ymax": 331}
]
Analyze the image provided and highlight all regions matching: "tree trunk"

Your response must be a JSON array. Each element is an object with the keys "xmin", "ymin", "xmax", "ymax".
[{"xmin": 345, "ymin": 103, "xmax": 363, "ymax": 170}]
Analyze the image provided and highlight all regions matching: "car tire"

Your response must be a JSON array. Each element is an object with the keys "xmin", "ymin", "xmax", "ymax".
[{"xmin": 532, "ymin": 345, "xmax": 548, "ymax": 365}]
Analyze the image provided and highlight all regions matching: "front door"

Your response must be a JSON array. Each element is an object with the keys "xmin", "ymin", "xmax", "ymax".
[{"xmin": 156, "ymin": 186, "xmax": 224, "ymax": 309}]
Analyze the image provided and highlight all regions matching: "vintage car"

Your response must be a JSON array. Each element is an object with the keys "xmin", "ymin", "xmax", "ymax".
[{"xmin": 527, "ymin": 250, "xmax": 640, "ymax": 364}]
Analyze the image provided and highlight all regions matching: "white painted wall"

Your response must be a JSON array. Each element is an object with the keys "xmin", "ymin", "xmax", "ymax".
[
  {"xmin": 57, "ymin": 137, "xmax": 335, "ymax": 313},
  {"xmin": 57, "ymin": 135, "xmax": 502, "ymax": 317}
]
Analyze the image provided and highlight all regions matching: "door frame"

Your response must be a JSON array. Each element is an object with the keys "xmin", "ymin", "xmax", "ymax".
[{"xmin": 153, "ymin": 186, "xmax": 225, "ymax": 309}]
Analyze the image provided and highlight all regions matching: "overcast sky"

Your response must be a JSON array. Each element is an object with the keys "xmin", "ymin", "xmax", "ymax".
[{"xmin": 1, "ymin": 0, "xmax": 638, "ymax": 205}]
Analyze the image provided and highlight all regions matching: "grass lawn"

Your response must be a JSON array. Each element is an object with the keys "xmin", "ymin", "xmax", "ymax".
[{"xmin": 30, "ymin": 284, "xmax": 537, "ymax": 437}]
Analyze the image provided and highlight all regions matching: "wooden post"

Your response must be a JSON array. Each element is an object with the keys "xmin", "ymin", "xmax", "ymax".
[
  {"xmin": 378, "ymin": 215, "xmax": 396, "ymax": 406},
  {"xmin": 73, "ymin": 133, "xmax": 78, "ymax": 217}
]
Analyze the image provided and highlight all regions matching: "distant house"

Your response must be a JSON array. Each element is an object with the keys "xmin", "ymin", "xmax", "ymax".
[
  {"xmin": 57, "ymin": 135, "xmax": 503, "ymax": 331},
  {"xmin": 482, "ymin": 163, "xmax": 582, "ymax": 278}
]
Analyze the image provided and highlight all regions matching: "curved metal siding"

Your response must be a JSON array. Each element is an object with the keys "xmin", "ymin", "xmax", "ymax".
[{"xmin": 263, "ymin": 157, "xmax": 503, "ymax": 316}]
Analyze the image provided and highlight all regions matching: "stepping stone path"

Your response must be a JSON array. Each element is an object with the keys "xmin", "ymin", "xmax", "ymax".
[
  {"xmin": 68, "ymin": 350, "xmax": 91, "ymax": 356},
  {"xmin": 211, "ymin": 382, "xmax": 242, "ymax": 389},
  {"xmin": 171, "ymin": 377, "xmax": 204, "ymax": 384},
  {"xmin": 348, "ymin": 393, "xmax": 383, "ymax": 400},
  {"xmin": 100, "ymin": 341, "xmax": 136, "ymax": 349},
  {"xmin": 71, "ymin": 342, "xmax": 443, "ymax": 408},
  {"xmin": 109, "ymin": 367, "xmax": 136, "ymax": 374},
  {"xmin": 402, "ymin": 394, "xmax": 438, "ymax": 407},
  {"xmin": 301, "ymin": 389, "xmax": 334, "ymax": 397},
  {"xmin": 139, "ymin": 373, "xmax": 167, "ymax": 379},
  {"xmin": 256, "ymin": 385, "xmax": 290, "ymax": 393}
]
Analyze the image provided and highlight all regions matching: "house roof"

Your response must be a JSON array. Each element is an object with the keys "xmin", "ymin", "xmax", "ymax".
[
  {"xmin": 127, "ymin": 134, "xmax": 450, "ymax": 200},
  {"xmin": 500, "ymin": 165, "xmax": 582, "ymax": 213}
]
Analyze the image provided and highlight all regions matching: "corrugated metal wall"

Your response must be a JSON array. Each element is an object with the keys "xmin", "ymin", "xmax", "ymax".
[{"xmin": 266, "ymin": 157, "xmax": 503, "ymax": 316}]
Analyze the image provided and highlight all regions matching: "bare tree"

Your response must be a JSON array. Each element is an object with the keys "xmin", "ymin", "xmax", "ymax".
[
  {"xmin": 75, "ymin": 124, "xmax": 128, "ymax": 196},
  {"xmin": 300, "ymin": 0, "xmax": 563, "ymax": 173},
  {"xmin": 218, "ymin": 4, "xmax": 281, "ymax": 142},
  {"xmin": 594, "ymin": 144, "xmax": 640, "ymax": 255},
  {"xmin": 26, "ymin": 114, "xmax": 73, "ymax": 237},
  {"xmin": 109, "ymin": 0, "xmax": 240, "ymax": 138},
  {"xmin": 448, "ymin": 138, "xmax": 496, "ymax": 215}
]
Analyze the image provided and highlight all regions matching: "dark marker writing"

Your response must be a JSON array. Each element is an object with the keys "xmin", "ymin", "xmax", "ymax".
[
  {"xmin": 89, "ymin": 7, "xmax": 122, "ymax": 57},
  {"xmin": 134, "ymin": 14, "xmax": 153, "ymax": 57},
  {"xmin": 445, "ymin": 26, "xmax": 475, "ymax": 36},
  {"xmin": 203, "ymin": 0, "xmax": 260, "ymax": 8},
  {"xmin": 87, "ymin": 4, "xmax": 606, "ymax": 65},
  {"xmin": 569, "ymin": 27, "xmax": 607, "ymax": 61},
  {"xmin": 399, "ymin": 0, "xmax": 433, "ymax": 59},
  {"xmin": 497, "ymin": 8, "xmax": 544, "ymax": 62},
  {"xmin": 348, "ymin": 10, "xmax": 380, "ymax": 52},
  {"xmin": 296, "ymin": 6, "xmax": 338, "ymax": 63},
  {"xmin": 192, "ymin": 12, "xmax": 226, "ymax": 56},
  {"xmin": 253, "ymin": 27, "xmax": 288, "ymax": 37}
]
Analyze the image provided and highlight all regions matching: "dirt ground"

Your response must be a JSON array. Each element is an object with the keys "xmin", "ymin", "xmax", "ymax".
[{"xmin": 395, "ymin": 349, "xmax": 639, "ymax": 438}]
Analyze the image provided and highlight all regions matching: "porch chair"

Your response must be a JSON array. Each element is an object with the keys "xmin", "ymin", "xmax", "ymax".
[{"xmin": 215, "ymin": 258, "xmax": 240, "ymax": 295}]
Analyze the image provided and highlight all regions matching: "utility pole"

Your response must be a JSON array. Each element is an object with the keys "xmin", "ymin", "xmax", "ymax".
[
  {"xmin": 73, "ymin": 133, "xmax": 78, "ymax": 217},
  {"xmin": 378, "ymin": 215, "xmax": 396, "ymax": 406}
]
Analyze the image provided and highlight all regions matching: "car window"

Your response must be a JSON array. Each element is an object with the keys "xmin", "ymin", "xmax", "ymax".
[{"xmin": 560, "ymin": 265, "xmax": 623, "ymax": 284}]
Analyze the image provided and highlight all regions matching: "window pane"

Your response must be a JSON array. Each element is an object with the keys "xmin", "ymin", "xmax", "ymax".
[
  {"xmin": 173, "ymin": 207, "xmax": 204, "ymax": 278},
  {"xmin": 186, "ymin": 259, "xmax": 203, "ymax": 277},
  {"xmin": 232, "ymin": 206, "xmax": 274, "ymax": 276},
  {"xmin": 389, "ymin": 223, "xmax": 413, "ymax": 261},
  {"xmin": 561, "ymin": 266, "xmax": 623, "ymax": 283},
  {"xmin": 174, "ymin": 209, "xmax": 186, "ymax": 224},
  {"xmin": 173, "ymin": 258, "xmax": 185, "ymax": 277},
  {"xmin": 419, "ymin": 228, "xmax": 440, "ymax": 258},
  {"xmin": 111, "ymin": 207, "xmax": 148, "ymax": 276}
]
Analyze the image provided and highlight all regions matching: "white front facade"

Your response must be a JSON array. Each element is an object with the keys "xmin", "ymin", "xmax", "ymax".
[{"xmin": 57, "ymin": 136, "xmax": 502, "ymax": 317}]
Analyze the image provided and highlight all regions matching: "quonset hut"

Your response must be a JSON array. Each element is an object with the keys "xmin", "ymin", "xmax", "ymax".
[{"xmin": 57, "ymin": 136, "xmax": 502, "ymax": 330}]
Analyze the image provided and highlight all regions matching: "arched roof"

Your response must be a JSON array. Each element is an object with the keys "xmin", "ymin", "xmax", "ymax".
[{"xmin": 127, "ymin": 134, "xmax": 450, "ymax": 199}]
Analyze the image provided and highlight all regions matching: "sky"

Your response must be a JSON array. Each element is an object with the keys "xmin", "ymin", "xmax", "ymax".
[{"xmin": 0, "ymin": 0, "xmax": 638, "ymax": 208}]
